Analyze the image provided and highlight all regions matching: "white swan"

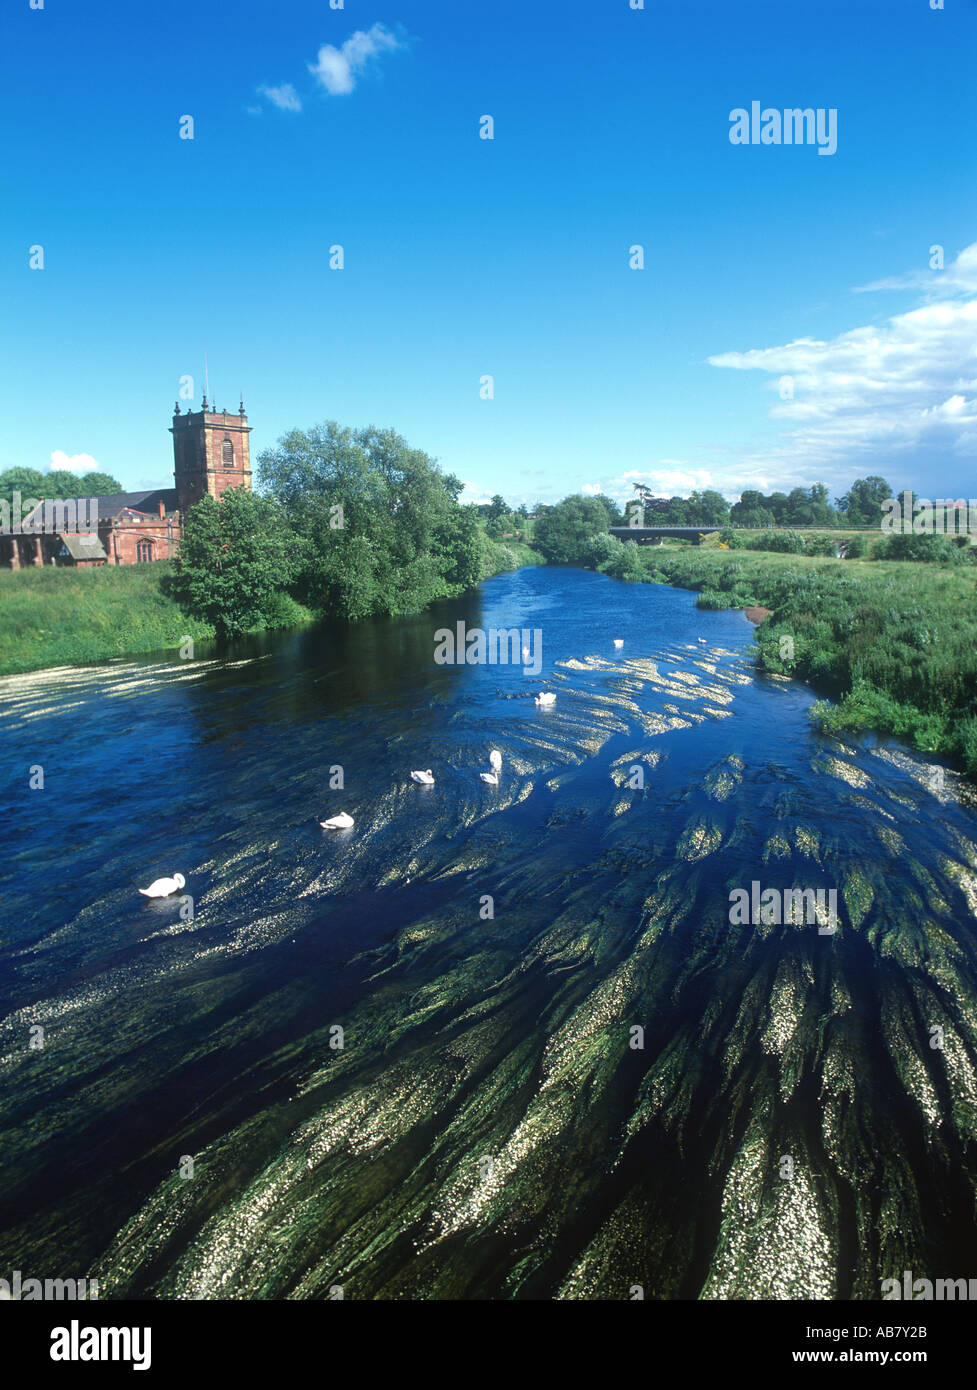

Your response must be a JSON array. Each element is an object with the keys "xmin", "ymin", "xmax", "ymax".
[
  {"xmin": 613, "ymin": 639, "xmax": 624, "ymax": 647},
  {"xmin": 489, "ymin": 749, "xmax": 502, "ymax": 771},
  {"xmin": 479, "ymin": 771, "xmax": 499, "ymax": 785},
  {"xmin": 535, "ymin": 692, "xmax": 556, "ymax": 706},
  {"xmin": 138, "ymin": 873, "xmax": 185, "ymax": 898},
  {"xmin": 320, "ymin": 812, "xmax": 354, "ymax": 830},
  {"xmin": 410, "ymin": 769, "xmax": 435, "ymax": 784}
]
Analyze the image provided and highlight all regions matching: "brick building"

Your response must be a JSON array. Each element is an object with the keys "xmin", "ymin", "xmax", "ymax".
[{"xmin": 1, "ymin": 397, "xmax": 252, "ymax": 569}]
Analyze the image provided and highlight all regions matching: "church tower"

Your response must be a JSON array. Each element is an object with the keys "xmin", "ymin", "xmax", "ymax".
[{"xmin": 171, "ymin": 396, "xmax": 253, "ymax": 515}]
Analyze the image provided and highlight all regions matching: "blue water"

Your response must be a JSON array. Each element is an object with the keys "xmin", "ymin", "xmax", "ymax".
[{"xmin": 2, "ymin": 567, "xmax": 976, "ymax": 1299}]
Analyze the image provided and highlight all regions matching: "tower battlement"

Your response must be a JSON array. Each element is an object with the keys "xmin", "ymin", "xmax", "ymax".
[{"xmin": 170, "ymin": 398, "xmax": 252, "ymax": 515}]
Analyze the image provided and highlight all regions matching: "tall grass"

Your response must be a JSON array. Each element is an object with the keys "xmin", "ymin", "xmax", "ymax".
[
  {"xmin": 0, "ymin": 542, "xmax": 541, "ymax": 679},
  {"xmin": 0, "ymin": 563, "xmax": 317, "ymax": 677},
  {"xmin": 633, "ymin": 545, "xmax": 977, "ymax": 775},
  {"xmin": 478, "ymin": 533, "xmax": 544, "ymax": 578},
  {"xmin": 0, "ymin": 564, "xmax": 213, "ymax": 675}
]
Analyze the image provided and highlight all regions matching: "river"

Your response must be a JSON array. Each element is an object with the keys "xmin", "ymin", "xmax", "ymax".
[{"xmin": 2, "ymin": 565, "xmax": 976, "ymax": 1299}]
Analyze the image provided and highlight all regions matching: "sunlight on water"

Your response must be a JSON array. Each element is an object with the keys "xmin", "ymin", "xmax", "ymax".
[{"xmin": 2, "ymin": 569, "xmax": 977, "ymax": 1300}]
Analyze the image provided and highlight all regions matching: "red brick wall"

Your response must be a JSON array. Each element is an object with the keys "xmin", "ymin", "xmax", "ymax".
[
  {"xmin": 172, "ymin": 408, "xmax": 252, "ymax": 515},
  {"xmin": 102, "ymin": 517, "xmax": 179, "ymax": 565}
]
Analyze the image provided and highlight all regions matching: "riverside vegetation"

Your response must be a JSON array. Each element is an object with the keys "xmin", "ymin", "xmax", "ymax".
[
  {"xmin": 0, "ymin": 424, "xmax": 539, "ymax": 676},
  {"xmin": 4, "ymin": 440, "xmax": 975, "ymax": 780},
  {"xmin": 567, "ymin": 509, "xmax": 977, "ymax": 779}
]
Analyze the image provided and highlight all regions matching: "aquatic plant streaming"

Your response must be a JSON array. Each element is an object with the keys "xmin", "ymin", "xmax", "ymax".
[{"xmin": 1, "ymin": 568, "xmax": 975, "ymax": 1299}]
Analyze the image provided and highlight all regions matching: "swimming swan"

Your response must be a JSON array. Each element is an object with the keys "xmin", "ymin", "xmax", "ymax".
[
  {"xmin": 138, "ymin": 873, "xmax": 186, "ymax": 898},
  {"xmin": 320, "ymin": 812, "xmax": 354, "ymax": 830},
  {"xmin": 535, "ymin": 692, "xmax": 556, "ymax": 706},
  {"xmin": 410, "ymin": 770, "xmax": 435, "ymax": 784}
]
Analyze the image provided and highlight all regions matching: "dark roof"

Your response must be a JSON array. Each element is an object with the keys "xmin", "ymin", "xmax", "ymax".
[
  {"xmin": 59, "ymin": 533, "xmax": 108, "ymax": 561},
  {"xmin": 92, "ymin": 490, "xmax": 178, "ymax": 519},
  {"xmin": 20, "ymin": 490, "xmax": 178, "ymax": 527}
]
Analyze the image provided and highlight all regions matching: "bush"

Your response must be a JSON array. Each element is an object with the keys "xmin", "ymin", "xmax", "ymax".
[
  {"xmin": 255, "ymin": 589, "xmax": 316, "ymax": 629},
  {"xmin": 584, "ymin": 532, "xmax": 621, "ymax": 568},
  {"xmin": 718, "ymin": 528, "xmax": 747, "ymax": 549},
  {"xmin": 601, "ymin": 539, "xmax": 645, "ymax": 581},
  {"xmin": 844, "ymin": 535, "xmax": 867, "ymax": 559},
  {"xmin": 872, "ymin": 533, "xmax": 964, "ymax": 564},
  {"xmin": 746, "ymin": 530, "xmax": 805, "ymax": 554},
  {"xmin": 804, "ymin": 535, "xmax": 838, "ymax": 557}
]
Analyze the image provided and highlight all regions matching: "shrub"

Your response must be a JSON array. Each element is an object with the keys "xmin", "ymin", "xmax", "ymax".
[
  {"xmin": 601, "ymin": 539, "xmax": 645, "ymax": 581},
  {"xmin": 584, "ymin": 532, "xmax": 621, "ymax": 568},
  {"xmin": 746, "ymin": 530, "xmax": 805, "ymax": 554},
  {"xmin": 872, "ymin": 533, "xmax": 964, "ymax": 564},
  {"xmin": 804, "ymin": 535, "xmax": 838, "ymax": 557}
]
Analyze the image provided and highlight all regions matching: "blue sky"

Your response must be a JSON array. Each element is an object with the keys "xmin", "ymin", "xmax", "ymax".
[{"xmin": 3, "ymin": 0, "xmax": 976, "ymax": 505}]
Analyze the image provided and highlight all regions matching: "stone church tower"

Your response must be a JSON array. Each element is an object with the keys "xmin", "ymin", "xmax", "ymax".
[{"xmin": 170, "ymin": 396, "xmax": 253, "ymax": 515}]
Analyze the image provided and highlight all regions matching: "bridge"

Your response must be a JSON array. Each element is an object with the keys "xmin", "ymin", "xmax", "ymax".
[{"xmin": 609, "ymin": 526, "xmax": 721, "ymax": 546}]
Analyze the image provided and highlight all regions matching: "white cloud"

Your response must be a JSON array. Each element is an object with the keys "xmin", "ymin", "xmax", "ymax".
[
  {"xmin": 309, "ymin": 24, "xmax": 400, "ymax": 96},
  {"xmin": 49, "ymin": 450, "xmax": 101, "ymax": 475},
  {"xmin": 567, "ymin": 466, "xmax": 749, "ymax": 510},
  {"xmin": 854, "ymin": 243, "xmax": 977, "ymax": 297},
  {"xmin": 259, "ymin": 83, "xmax": 302, "ymax": 113},
  {"xmin": 706, "ymin": 244, "xmax": 977, "ymax": 481},
  {"xmin": 459, "ymin": 481, "xmax": 493, "ymax": 505}
]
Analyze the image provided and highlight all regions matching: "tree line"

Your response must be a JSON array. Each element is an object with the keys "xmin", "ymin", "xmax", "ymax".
[
  {"xmin": 627, "ymin": 476, "xmax": 894, "ymax": 529},
  {"xmin": 0, "ymin": 466, "xmax": 125, "ymax": 509}
]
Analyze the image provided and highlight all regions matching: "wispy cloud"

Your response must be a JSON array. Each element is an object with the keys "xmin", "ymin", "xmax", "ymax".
[
  {"xmin": 854, "ymin": 243, "xmax": 977, "ymax": 297},
  {"xmin": 706, "ymin": 243, "xmax": 977, "ymax": 482},
  {"xmin": 258, "ymin": 83, "xmax": 302, "ymax": 113},
  {"xmin": 309, "ymin": 24, "xmax": 401, "ymax": 96}
]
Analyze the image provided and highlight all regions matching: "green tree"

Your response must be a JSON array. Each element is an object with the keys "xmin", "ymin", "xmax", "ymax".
[
  {"xmin": 485, "ymin": 493, "xmax": 510, "ymax": 538},
  {"xmin": 836, "ymin": 476, "xmax": 892, "ymax": 527},
  {"xmin": 590, "ymin": 492, "xmax": 624, "ymax": 526},
  {"xmin": 0, "ymin": 466, "xmax": 124, "ymax": 513},
  {"xmin": 170, "ymin": 487, "xmax": 297, "ymax": 639},
  {"xmin": 0, "ymin": 467, "xmax": 47, "ymax": 509},
  {"xmin": 730, "ymin": 489, "xmax": 774, "ymax": 527},
  {"xmin": 533, "ymin": 495, "xmax": 612, "ymax": 564},
  {"xmin": 43, "ymin": 469, "xmax": 89, "ymax": 499},
  {"xmin": 686, "ymin": 489, "xmax": 731, "ymax": 527},
  {"xmin": 766, "ymin": 491, "xmax": 790, "ymax": 523},
  {"xmin": 77, "ymin": 471, "xmax": 124, "ymax": 495},
  {"xmin": 258, "ymin": 422, "xmax": 479, "ymax": 620}
]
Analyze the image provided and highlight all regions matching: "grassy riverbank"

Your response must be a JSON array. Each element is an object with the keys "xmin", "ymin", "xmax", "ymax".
[
  {"xmin": 630, "ymin": 544, "xmax": 977, "ymax": 775},
  {"xmin": 0, "ymin": 564, "xmax": 314, "ymax": 677},
  {"xmin": 0, "ymin": 534, "xmax": 543, "ymax": 679}
]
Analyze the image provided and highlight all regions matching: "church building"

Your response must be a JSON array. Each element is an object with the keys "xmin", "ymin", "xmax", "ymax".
[{"xmin": 1, "ymin": 398, "xmax": 252, "ymax": 568}]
